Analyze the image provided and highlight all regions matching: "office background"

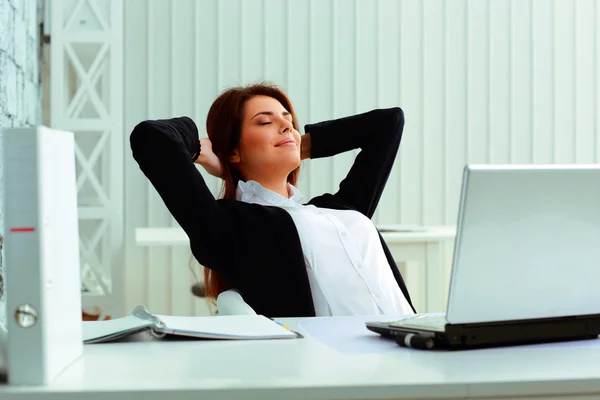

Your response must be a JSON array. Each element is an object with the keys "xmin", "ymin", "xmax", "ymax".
[
  {"xmin": 1, "ymin": 0, "xmax": 599, "ymax": 318},
  {"xmin": 123, "ymin": 0, "xmax": 599, "ymax": 316}
]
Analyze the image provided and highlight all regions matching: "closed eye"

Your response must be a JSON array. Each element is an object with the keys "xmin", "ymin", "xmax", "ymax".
[
  {"xmin": 252, "ymin": 110, "xmax": 292, "ymax": 121},
  {"xmin": 258, "ymin": 121, "xmax": 272, "ymax": 126}
]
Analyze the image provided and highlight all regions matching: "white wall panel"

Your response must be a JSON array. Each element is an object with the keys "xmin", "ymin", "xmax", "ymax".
[
  {"xmin": 123, "ymin": 0, "xmax": 600, "ymax": 316},
  {"xmin": 532, "ymin": 0, "xmax": 555, "ymax": 163},
  {"xmin": 511, "ymin": 0, "xmax": 534, "ymax": 164},
  {"xmin": 444, "ymin": 0, "xmax": 467, "ymax": 226}
]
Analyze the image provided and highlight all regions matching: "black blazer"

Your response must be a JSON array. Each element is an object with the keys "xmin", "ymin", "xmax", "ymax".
[{"xmin": 130, "ymin": 107, "xmax": 416, "ymax": 317}]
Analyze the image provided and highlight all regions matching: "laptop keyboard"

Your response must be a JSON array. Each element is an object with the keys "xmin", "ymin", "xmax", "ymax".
[{"xmin": 390, "ymin": 315, "xmax": 448, "ymax": 332}]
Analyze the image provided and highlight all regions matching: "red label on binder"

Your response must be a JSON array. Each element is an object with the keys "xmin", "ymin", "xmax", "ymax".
[{"xmin": 10, "ymin": 227, "xmax": 36, "ymax": 232}]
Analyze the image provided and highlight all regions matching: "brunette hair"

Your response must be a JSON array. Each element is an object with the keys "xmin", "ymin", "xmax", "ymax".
[{"xmin": 202, "ymin": 82, "xmax": 301, "ymax": 301}]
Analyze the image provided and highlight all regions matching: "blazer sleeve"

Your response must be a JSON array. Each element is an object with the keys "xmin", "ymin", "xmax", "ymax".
[
  {"xmin": 305, "ymin": 107, "xmax": 405, "ymax": 218},
  {"xmin": 129, "ymin": 116, "xmax": 231, "ymax": 269}
]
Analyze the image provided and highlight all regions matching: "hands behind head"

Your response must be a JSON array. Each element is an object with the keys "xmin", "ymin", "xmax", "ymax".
[{"xmin": 195, "ymin": 138, "xmax": 223, "ymax": 179}]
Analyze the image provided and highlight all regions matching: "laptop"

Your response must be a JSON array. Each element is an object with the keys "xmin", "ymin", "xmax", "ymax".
[{"xmin": 367, "ymin": 164, "xmax": 600, "ymax": 350}]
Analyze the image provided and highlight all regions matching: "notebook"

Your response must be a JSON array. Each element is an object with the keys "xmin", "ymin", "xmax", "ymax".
[{"xmin": 83, "ymin": 306, "xmax": 300, "ymax": 344}]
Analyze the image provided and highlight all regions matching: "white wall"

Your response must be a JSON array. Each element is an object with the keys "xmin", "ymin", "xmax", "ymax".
[{"xmin": 123, "ymin": 0, "xmax": 600, "ymax": 316}]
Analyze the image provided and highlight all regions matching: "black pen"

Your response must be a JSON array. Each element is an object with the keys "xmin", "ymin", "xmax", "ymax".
[{"xmin": 395, "ymin": 332, "xmax": 436, "ymax": 350}]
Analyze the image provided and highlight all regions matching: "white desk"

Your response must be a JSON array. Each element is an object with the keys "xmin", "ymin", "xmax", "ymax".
[
  {"xmin": 135, "ymin": 226, "xmax": 456, "ymax": 313},
  {"xmin": 1, "ymin": 317, "xmax": 599, "ymax": 399}
]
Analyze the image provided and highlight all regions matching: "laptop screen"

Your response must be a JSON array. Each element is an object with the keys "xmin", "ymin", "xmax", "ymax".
[{"xmin": 447, "ymin": 165, "xmax": 600, "ymax": 324}]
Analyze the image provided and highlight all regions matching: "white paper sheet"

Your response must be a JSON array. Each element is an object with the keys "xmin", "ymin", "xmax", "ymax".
[
  {"xmin": 298, "ymin": 314, "xmax": 600, "ymax": 354},
  {"xmin": 297, "ymin": 314, "xmax": 416, "ymax": 354}
]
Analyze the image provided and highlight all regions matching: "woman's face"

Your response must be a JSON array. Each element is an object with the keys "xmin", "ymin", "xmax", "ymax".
[{"xmin": 230, "ymin": 95, "xmax": 301, "ymax": 181}]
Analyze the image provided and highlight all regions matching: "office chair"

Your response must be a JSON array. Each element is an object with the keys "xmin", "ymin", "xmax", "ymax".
[
  {"xmin": 216, "ymin": 289, "xmax": 258, "ymax": 315},
  {"xmin": 191, "ymin": 283, "xmax": 257, "ymax": 315}
]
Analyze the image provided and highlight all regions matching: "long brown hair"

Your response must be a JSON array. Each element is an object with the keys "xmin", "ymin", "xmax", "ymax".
[{"xmin": 202, "ymin": 82, "xmax": 301, "ymax": 301}]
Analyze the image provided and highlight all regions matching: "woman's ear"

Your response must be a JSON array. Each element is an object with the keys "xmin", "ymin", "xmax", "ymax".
[{"xmin": 229, "ymin": 149, "xmax": 241, "ymax": 164}]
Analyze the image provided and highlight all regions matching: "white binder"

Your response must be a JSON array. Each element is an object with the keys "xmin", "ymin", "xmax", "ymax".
[{"xmin": 2, "ymin": 126, "xmax": 83, "ymax": 385}]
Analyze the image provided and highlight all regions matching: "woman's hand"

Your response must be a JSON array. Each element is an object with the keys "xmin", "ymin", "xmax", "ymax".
[{"xmin": 195, "ymin": 138, "xmax": 223, "ymax": 178}]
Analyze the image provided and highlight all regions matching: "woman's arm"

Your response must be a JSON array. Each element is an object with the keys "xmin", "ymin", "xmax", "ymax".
[
  {"xmin": 304, "ymin": 108, "xmax": 405, "ymax": 218},
  {"xmin": 300, "ymin": 133, "xmax": 312, "ymax": 160},
  {"xmin": 129, "ymin": 117, "xmax": 231, "ymax": 267}
]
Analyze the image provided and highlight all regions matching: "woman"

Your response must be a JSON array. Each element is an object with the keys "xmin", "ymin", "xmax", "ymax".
[{"xmin": 130, "ymin": 83, "xmax": 415, "ymax": 317}]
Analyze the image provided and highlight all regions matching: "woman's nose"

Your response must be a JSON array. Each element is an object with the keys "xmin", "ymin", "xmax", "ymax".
[{"xmin": 280, "ymin": 120, "xmax": 293, "ymax": 134}]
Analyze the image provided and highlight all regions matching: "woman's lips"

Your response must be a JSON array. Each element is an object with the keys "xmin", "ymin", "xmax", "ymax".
[{"xmin": 275, "ymin": 139, "xmax": 296, "ymax": 147}]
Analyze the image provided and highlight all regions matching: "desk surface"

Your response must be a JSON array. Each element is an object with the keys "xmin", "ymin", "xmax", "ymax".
[
  {"xmin": 135, "ymin": 225, "xmax": 457, "ymax": 246},
  {"xmin": 1, "ymin": 317, "xmax": 600, "ymax": 400}
]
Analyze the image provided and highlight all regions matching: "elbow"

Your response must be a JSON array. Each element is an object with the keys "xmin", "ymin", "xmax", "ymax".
[
  {"xmin": 129, "ymin": 121, "xmax": 153, "ymax": 165},
  {"xmin": 130, "ymin": 120, "xmax": 156, "ymax": 150},
  {"xmin": 386, "ymin": 107, "xmax": 405, "ymax": 130},
  {"xmin": 379, "ymin": 107, "xmax": 405, "ymax": 140},
  {"xmin": 129, "ymin": 120, "xmax": 171, "ymax": 163}
]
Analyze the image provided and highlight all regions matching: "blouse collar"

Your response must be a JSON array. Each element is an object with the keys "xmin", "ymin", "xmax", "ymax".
[{"xmin": 236, "ymin": 180, "xmax": 304, "ymax": 207}]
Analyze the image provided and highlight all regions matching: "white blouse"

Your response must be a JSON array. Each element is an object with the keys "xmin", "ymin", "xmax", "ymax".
[{"xmin": 236, "ymin": 180, "xmax": 414, "ymax": 317}]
